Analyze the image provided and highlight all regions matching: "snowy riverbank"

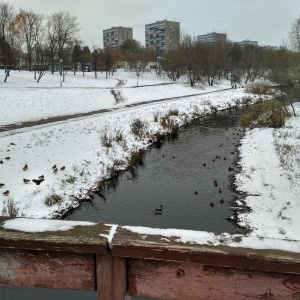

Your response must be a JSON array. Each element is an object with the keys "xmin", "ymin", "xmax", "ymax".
[{"xmin": 1, "ymin": 70, "xmax": 299, "ymax": 242}]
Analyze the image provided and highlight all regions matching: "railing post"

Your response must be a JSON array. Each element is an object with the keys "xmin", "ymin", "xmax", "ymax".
[{"xmin": 96, "ymin": 253, "xmax": 130, "ymax": 300}]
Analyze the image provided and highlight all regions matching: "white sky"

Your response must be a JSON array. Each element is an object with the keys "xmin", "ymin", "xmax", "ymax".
[{"xmin": 7, "ymin": 0, "xmax": 300, "ymax": 48}]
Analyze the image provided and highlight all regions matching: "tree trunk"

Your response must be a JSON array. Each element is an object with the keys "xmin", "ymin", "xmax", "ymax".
[{"xmin": 4, "ymin": 70, "xmax": 10, "ymax": 83}]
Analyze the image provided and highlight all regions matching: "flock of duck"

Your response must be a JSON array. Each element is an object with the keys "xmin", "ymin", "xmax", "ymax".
[
  {"xmin": 152, "ymin": 127, "xmax": 244, "ymax": 215},
  {"xmin": 1, "ymin": 126, "xmax": 243, "ymax": 217},
  {"xmin": 0, "ymin": 158, "xmax": 65, "ymax": 197}
]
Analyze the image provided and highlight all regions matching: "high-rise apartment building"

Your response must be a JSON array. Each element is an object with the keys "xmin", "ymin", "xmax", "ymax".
[
  {"xmin": 145, "ymin": 20, "xmax": 180, "ymax": 52},
  {"xmin": 103, "ymin": 26, "xmax": 133, "ymax": 49},
  {"xmin": 197, "ymin": 32, "xmax": 227, "ymax": 44}
]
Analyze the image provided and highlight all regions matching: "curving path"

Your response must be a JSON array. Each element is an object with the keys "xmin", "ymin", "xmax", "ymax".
[{"xmin": 0, "ymin": 88, "xmax": 232, "ymax": 134}]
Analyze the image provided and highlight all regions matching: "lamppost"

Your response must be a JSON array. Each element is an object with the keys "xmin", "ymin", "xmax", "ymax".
[{"xmin": 59, "ymin": 59, "xmax": 63, "ymax": 87}]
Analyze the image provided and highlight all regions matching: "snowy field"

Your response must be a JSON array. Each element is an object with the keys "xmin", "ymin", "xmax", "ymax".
[
  {"xmin": 0, "ymin": 69, "xmax": 299, "ymax": 244},
  {"xmin": 235, "ymin": 103, "xmax": 300, "ymax": 240},
  {"xmin": 0, "ymin": 70, "xmax": 230, "ymax": 126}
]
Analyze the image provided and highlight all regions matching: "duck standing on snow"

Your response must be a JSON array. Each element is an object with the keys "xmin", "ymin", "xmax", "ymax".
[
  {"xmin": 3, "ymin": 190, "xmax": 9, "ymax": 196},
  {"xmin": 32, "ymin": 179, "xmax": 45, "ymax": 185}
]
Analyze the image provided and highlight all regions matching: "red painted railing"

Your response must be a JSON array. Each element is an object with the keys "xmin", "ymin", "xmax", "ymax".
[{"xmin": 1, "ymin": 217, "xmax": 300, "ymax": 299}]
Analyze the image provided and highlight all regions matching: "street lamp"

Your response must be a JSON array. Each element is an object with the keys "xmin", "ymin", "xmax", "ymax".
[{"xmin": 59, "ymin": 59, "xmax": 63, "ymax": 87}]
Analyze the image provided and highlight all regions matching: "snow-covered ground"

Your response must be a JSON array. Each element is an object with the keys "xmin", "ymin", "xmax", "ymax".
[
  {"xmin": 0, "ymin": 70, "xmax": 230, "ymax": 126},
  {"xmin": 1, "ymin": 69, "xmax": 299, "ymax": 243},
  {"xmin": 235, "ymin": 103, "xmax": 300, "ymax": 240}
]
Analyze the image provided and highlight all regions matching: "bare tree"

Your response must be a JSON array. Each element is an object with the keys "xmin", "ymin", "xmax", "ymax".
[
  {"xmin": 161, "ymin": 48, "xmax": 185, "ymax": 81},
  {"xmin": 181, "ymin": 35, "xmax": 205, "ymax": 87},
  {"xmin": 128, "ymin": 48, "xmax": 152, "ymax": 86},
  {"xmin": 289, "ymin": 15, "xmax": 300, "ymax": 52},
  {"xmin": 0, "ymin": 2, "xmax": 15, "ymax": 81},
  {"xmin": 103, "ymin": 46, "xmax": 114, "ymax": 78},
  {"xmin": 91, "ymin": 45, "xmax": 106, "ymax": 79},
  {"xmin": 14, "ymin": 9, "xmax": 44, "ymax": 71},
  {"xmin": 267, "ymin": 47, "xmax": 299, "ymax": 116},
  {"xmin": 34, "ymin": 23, "xmax": 50, "ymax": 83},
  {"xmin": 47, "ymin": 11, "xmax": 79, "ymax": 73},
  {"xmin": 241, "ymin": 44, "xmax": 264, "ymax": 83}
]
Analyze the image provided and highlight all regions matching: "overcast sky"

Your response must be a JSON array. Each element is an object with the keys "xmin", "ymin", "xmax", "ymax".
[{"xmin": 8, "ymin": 0, "xmax": 300, "ymax": 48}]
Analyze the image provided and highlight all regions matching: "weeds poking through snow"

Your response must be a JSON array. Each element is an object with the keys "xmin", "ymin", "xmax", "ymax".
[
  {"xmin": 192, "ymin": 105, "xmax": 201, "ymax": 117},
  {"xmin": 130, "ymin": 118, "xmax": 148, "ymax": 140},
  {"xmin": 210, "ymin": 105, "xmax": 218, "ymax": 113},
  {"xmin": 168, "ymin": 109, "xmax": 179, "ymax": 116},
  {"xmin": 127, "ymin": 148, "xmax": 146, "ymax": 166},
  {"xmin": 45, "ymin": 194, "xmax": 63, "ymax": 206},
  {"xmin": 153, "ymin": 111, "xmax": 160, "ymax": 122},
  {"xmin": 65, "ymin": 175, "xmax": 77, "ymax": 184},
  {"xmin": 2, "ymin": 198, "xmax": 19, "ymax": 217},
  {"xmin": 245, "ymin": 83, "xmax": 270, "ymax": 95},
  {"xmin": 153, "ymin": 131, "xmax": 166, "ymax": 145},
  {"xmin": 100, "ymin": 125, "xmax": 125, "ymax": 148},
  {"xmin": 160, "ymin": 116, "xmax": 179, "ymax": 136},
  {"xmin": 242, "ymin": 97, "xmax": 253, "ymax": 105},
  {"xmin": 101, "ymin": 132, "xmax": 113, "ymax": 148}
]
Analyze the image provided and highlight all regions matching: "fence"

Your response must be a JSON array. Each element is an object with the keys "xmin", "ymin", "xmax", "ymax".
[{"xmin": 0, "ymin": 216, "xmax": 300, "ymax": 299}]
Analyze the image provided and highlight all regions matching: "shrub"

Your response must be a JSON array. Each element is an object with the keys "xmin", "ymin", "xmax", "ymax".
[
  {"xmin": 160, "ymin": 116, "xmax": 168, "ymax": 129},
  {"xmin": 170, "ymin": 123, "xmax": 180, "ymax": 136},
  {"xmin": 127, "ymin": 149, "xmax": 146, "ymax": 166},
  {"xmin": 113, "ymin": 126, "xmax": 124, "ymax": 142},
  {"xmin": 65, "ymin": 175, "xmax": 77, "ymax": 184},
  {"xmin": 160, "ymin": 116, "xmax": 180, "ymax": 136},
  {"xmin": 241, "ymin": 97, "xmax": 253, "ymax": 105},
  {"xmin": 153, "ymin": 131, "xmax": 166, "ymax": 143},
  {"xmin": 2, "ymin": 198, "xmax": 19, "ymax": 217},
  {"xmin": 240, "ymin": 100, "xmax": 291, "ymax": 129},
  {"xmin": 101, "ymin": 132, "xmax": 113, "ymax": 148},
  {"xmin": 153, "ymin": 111, "xmax": 160, "ymax": 122},
  {"xmin": 131, "ymin": 118, "xmax": 148, "ymax": 140},
  {"xmin": 45, "ymin": 194, "xmax": 63, "ymax": 206},
  {"xmin": 210, "ymin": 105, "xmax": 218, "ymax": 113},
  {"xmin": 245, "ymin": 83, "xmax": 270, "ymax": 95},
  {"xmin": 168, "ymin": 109, "xmax": 179, "ymax": 116}
]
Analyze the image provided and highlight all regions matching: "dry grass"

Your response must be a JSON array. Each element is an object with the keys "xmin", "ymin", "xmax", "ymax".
[
  {"xmin": 2, "ymin": 198, "xmax": 19, "ymax": 217},
  {"xmin": 127, "ymin": 148, "xmax": 146, "ymax": 166},
  {"xmin": 45, "ymin": 194, "xmax": 63, "ymax": 206}
]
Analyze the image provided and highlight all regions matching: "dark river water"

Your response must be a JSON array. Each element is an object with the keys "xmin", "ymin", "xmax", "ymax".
[
  {"xmin": 65, "ymin": 107, "xmax": 246, "ymax": 234},
  {"xmin": 0, "ymin": 107, "xmax": 247, "ymax": 300}
]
